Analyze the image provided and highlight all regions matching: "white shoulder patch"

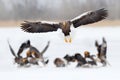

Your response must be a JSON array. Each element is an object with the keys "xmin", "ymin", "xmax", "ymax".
[
  {"xmin": 71, "ymin": 11, "xmax": 91, "ymax": 22},
  {"xmin": 41, "ymin": 21, "xmax": 59, "ymax": 24}
]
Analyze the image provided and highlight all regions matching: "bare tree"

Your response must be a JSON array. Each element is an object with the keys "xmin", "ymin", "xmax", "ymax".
[
  {"xmin": 0, "ymin": 0, "xmax": 8, "ymax": 20},
  {"xmin": 0, "ymin": 0, "xmax": 120, "ymax": 20},
  {"xmin": 11, "ymin": 0, "xmax": 42, "ymax": 20}
]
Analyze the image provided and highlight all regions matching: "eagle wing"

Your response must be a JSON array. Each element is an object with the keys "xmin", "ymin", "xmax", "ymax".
[
  {"xmin": 21, "ymin": 21, "xmax": 60, "ymax": 33},
  {"xmin": 7, "ymin": 40, "xmax": 17, "ymax": 57},
  {"xmin": 101, "ymin": 37, "xmax": 107, "ymax": 58},
  {"xmin": 40, "ymin": 41, "xmax": 50, "ymax": 55},
  {"xmin": 71, "ymin": 8, "xmax": 108, "ymax": 28},
  {"xmin": 17, "ymin": 40, "xmax": 30, "ymax": 57},
  {"xmin": 17, "ymin": 43, "xmax": 28, "ymax": 57}
]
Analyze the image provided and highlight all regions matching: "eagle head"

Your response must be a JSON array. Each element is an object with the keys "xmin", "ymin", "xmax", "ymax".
[{"xmin": 59, "ymin": 21, "xmax": 72, "ymax": 43}]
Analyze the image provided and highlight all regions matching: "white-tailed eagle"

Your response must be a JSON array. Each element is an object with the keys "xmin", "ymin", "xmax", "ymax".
[{"xmin": 21, "ymin": 8, "xmax": 108, "ymax": 43}]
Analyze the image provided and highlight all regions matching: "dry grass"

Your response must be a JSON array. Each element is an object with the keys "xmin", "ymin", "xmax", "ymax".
[
  {"xmin": 0, "ymin": 21, "xmax": 21, "ymax": 27},
  {"xmin": 0, "ymin": 20, "xmax": 120, "ymax": 27},
  {"xmin": 85, "ymin": 20, "xmax": 120, "ymax": 27}
]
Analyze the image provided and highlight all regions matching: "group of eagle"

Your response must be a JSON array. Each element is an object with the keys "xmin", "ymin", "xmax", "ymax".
[
  {"xmin": 8, "ymin": 38, "xmax": 108, "ymax": 67},
  {"xmin": 20, "ymin": 8, "xmax": 108, "ymax": 43},
  {"xmin": 8, "ymin": 8, "xmax": 109, "ymax": 67}
]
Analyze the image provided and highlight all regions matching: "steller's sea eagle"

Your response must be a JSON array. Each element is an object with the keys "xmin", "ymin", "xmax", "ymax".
[{"xmin": 21, "ymin": 8, "xmax": 108, "ymax": 43}]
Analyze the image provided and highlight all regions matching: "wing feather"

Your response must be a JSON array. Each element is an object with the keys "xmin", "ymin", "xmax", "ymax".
[
  {"xmin": 17, "ymin": 43, "xmax": 28, "ymax": 57},
  {"xmin": 40, "ymin": 41, "xmax": 50, "ymax": 55},
  {"xmin": 7, "ymin": 40, "xmax": 17, "ymax": 57},
  {"xmin": 71, "ymin": 8, "xmax": 108, "ymax": 28},
  {"xmin": 21, "ymin": 21, "xmax": 60, "ymax": 33}
]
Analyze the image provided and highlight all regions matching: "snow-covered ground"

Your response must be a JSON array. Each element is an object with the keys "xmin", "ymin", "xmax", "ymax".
[{"xmin": 0, "ymin": 26, "xmax": 120, "ymax": 80}]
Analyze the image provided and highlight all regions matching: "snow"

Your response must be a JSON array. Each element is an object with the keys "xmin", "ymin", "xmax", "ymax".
[{"xmin": 0, "ymin": 26, "xmax": 120, "ymax": 80}]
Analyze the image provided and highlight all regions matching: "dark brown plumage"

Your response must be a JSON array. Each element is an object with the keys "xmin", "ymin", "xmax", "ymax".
[
  {"xmin": 95, "ymin": 37, "xmax": 107, "ymax": 66},
  {"xmin": 71, "ymin": 8, "xmax": 108, "ymax": 28},
  {"xmin": 54, "ymin": 58, "xmax": 65, "ymax": 67},
  {"xmin": 8, "ymin": 40, "xmax": 29, "ymax": 66},
  {"xmin": 17, "ymin": 40, "xmax": 30, "ymax": 57},
  {"xmin": 8, "ymin": 40, "xmax": 50, "ymax": 66},
  {"xmin": 84, "ymin": 51, "xmax": 97, "ymax": 66},
  {"xmin": 25, "ymin": 41, "xmax": 50, "ymax": 58},
  {"xmin": 18, "ymin": 40, "xmax": 50, "ymax": 65},
  {"xmin": 21, "ymin": 21, "xmax": 60, "ymax": 33},
  {"xmin": 21, "ymin": 8, "xmax": 108, "ymax": 43}
]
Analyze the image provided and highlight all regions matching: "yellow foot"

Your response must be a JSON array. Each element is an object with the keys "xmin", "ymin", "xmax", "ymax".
[
  {"xmin": 64, "ymin": 38, "xmax": 68, "ymax": 43},
  {"xmin": 69, "ymin": 37, "xmax": 72, "ymax": 43}
]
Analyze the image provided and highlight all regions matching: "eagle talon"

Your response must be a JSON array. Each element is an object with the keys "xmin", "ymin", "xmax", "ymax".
[
  {"xmin": 69, "ymin": 37, "xmax": 72, "ymax": 43},
  {"xmin": 64, "ymin": 38, "xmax": 68, "ymax": 43}
]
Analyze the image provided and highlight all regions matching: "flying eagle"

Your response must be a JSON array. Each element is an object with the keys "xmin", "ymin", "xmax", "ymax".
[{"xmin": 21, "ymin": 8, "xmax": 108, "ymax": 43}]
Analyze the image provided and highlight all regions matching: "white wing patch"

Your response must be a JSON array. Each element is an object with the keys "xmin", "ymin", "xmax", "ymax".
[
  {"xmin": 41, "ymin": 21, "xmax": 59, "ymax": 24},
  {"xmin": 70, "ymin": 11, "xmax": 91, "ymax": 22}
]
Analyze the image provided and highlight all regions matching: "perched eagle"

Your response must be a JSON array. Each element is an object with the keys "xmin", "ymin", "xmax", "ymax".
[{"xmin": 21, "ymin": 8, "xmax": 108, "ymax": 43}]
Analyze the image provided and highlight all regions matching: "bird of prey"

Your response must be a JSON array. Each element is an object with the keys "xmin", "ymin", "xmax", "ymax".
[
  {"xmin": 8, "ymin": 40, "xmax": 29, "ymax": 66},
  {"xmin": 18, "ymin": 40, "xmax": 50, "ymax": 65},
  {"xmin": 21, "ymin": 8, "xmax": 108, "ymax": 43},
  {"xmin": 95, "ymin": 37, "xmax": 110, "ymax": 66},
  {"xmin": 84, "ymin": 51, "xmax": 97, "ymax": 66},
  {"xmin": 54, "ymin": 58, "xmax": 65, "ymax": 67}
]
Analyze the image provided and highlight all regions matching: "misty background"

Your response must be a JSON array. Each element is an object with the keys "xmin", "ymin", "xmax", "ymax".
[{"xmin": 0, "ymin": 0, "xmax": 120, "ymax": 21}]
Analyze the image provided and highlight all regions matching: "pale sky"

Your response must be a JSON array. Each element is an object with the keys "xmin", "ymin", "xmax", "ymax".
[{"xmin": 1, "ymin": 0, "xmax": 86, "ymax": 10}]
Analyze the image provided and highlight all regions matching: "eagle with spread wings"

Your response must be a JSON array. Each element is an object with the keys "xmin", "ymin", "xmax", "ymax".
[{"xmin": 21, "ymin": 8, "xmax": 108, "ymax": 43}]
